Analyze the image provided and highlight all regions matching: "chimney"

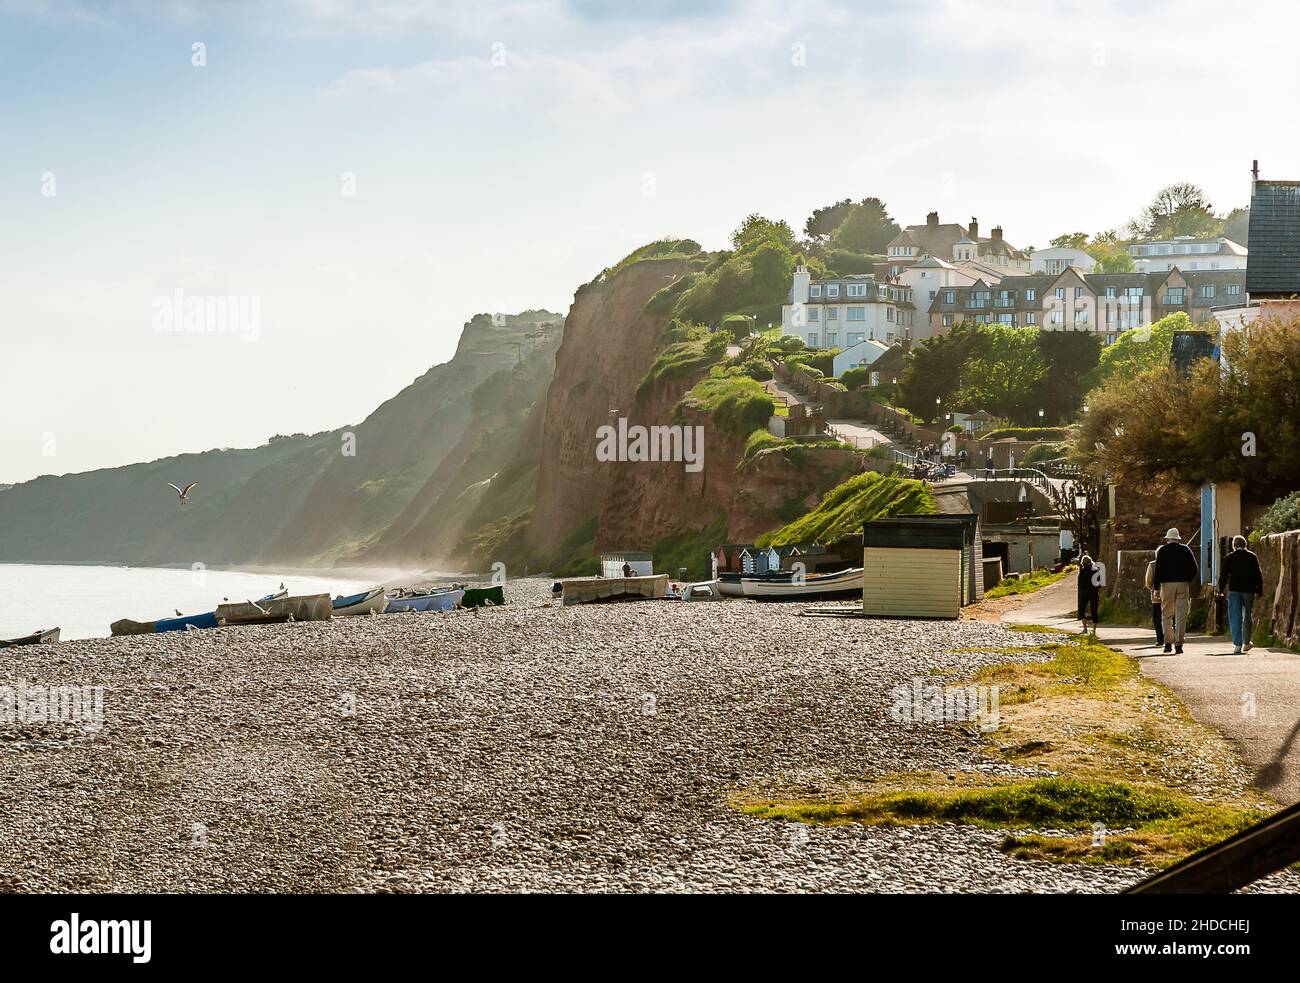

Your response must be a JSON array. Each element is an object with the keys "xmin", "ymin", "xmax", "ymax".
[
  {"xmin": 992, "ymin": 226, "xmax": 1003, "ymax": 241},
  {"xmin": 927, "ymin": 211, "xmax": 939, "ymax": 228},
  {"xmin": 969, "ymin": 217, "xmax": 979, "ymax": 240}
]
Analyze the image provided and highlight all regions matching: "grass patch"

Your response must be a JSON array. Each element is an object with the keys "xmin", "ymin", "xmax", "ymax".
[
  {"xmin": 676, "ymin": 367, "xmax": 776, "ymax": 437},
  {"xmin": 734, "ymin": 630, "xmax": 1279, "ymax": 867},
  {"xmin": 739, "ymin": 778, "xmax": 1266, "ymax": 868},
  {"xmin": 650, "ymin": 513, "xmax": 727, "ymax": 581},
  {"xmin": 756, "ymin": 471, "xmax": 934, "ymax": 548},
  {"xmin": 637, "ymin": 321, "xmax": 731, "ymax": 396},
  {"xmin": 984, "ymin": 567, "xmax": 1069, "ymax": 599}
]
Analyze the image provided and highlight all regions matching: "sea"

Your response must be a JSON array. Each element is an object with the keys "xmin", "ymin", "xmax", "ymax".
[{"xmin": 0, "ymin": 563, "xmax": 376, "ymax": 641}]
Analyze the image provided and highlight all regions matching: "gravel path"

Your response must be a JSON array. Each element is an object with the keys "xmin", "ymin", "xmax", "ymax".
[{"xmin": 1, "ymin": 580, "xmax": 1295, "ymax": 893}]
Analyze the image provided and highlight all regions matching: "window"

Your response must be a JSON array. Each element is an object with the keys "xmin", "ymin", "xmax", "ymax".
[
  {"xmin": 928, "ymin": 290, "xmax": 937, "ymax": 301},
  {"xmin": 994, "ymin": 290, "xmax": 1015, "ymax": 307},
  {"xmin": 1105, "ymin": 286, "xmax": 1117, "ymax": 299},
  {"xmin": 846, "ymin": 283, "xmax": 867, "ymax": 297},
  {"xmin": 1075, "ymin": 309, "xmax": 1089, "ymax": 324},
  {"xmin": 995, "ymin": 313, "xmax": 1016, "ymax": 325},
  {"xmin": 847, "ymin": 306, "xmax": 865, "ymax": 321},
  {"xmin": 826, "ymin": 284, "xmax": 839, "ymax": 298},
  {"xmin": 1075, "ymin": 287, "xmax": 1085, "ymax": 299},
  {"xmin": 1227, "ymin": 283, "xmax": 1242, "ymax": 296},
  {"xmin": 886, "ymin": 308, "xmax": 895, "ymax": 322},
  {"xmin": 967, "ymin": 291, "xmax": 990, "ymax": 308},
  {"xmin": 807, "ymin": 333, "xmax": 819, "ymax": 347},
  {"xmin": 1025, "ymin": 288, "xmax": 1037, "ymax": 302},
  {"xmin": 1025, "ymin": 312, "xmax": 1036, "ymax": 325},
  {"xmin": 1200, "ymin": 284, "xmax": 1216, "ymax": 299},
  {"xmin": 807, "ymin": 308, "xmax": 819, "ymax": 322},
  {"xmin": 1163, "ymin": 288, "xmax": 1186, "ymax": 305},
  {"xmin": 810, "ymin": 284, "xmax": 821, "ymax": 298},
  {"xmin": 825, "ymin": 332, "xmax": 837, "ymax": 346},
  {"xmin": 1106, "ymin": 334, "xmax": 1117, "ymax": 346},
  {"xmin": 1055, "ymin": 287, "xmax": 1065, "ymax": 300},
  {"xmin": 847, "ymin": 332, "xmax": 865, "ymax": 345},
  {"xmin": 1050, "ymin": 310, "xmax": 1063, "ymax": 325},
  {"xmin": 942, "ymin": 314, "xmax": 955, "ymax": 327},
  {"xmin": 827, "ymin": 307, "xmax": 839, "ymax": 319},
  {"xmin": 942, "ymin": 290, "xmax": 955, "ymax": 304}
]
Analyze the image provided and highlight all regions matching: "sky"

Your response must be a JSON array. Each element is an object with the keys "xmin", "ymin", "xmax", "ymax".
[{"xmin": 2, "ymin": 0, "xmax": 1298, "ymax": 484}]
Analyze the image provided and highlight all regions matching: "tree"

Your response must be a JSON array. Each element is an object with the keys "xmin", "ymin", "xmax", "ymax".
[
  {"xmin": 731, "ymin": 214, "xmax": 795, "ymax": 253},
  {"xmin": 1128, "ymin": 182, "xmax": 1220, "ymax": 240},
  {"xmin": 829, "ymin": 198, "xmax": 900, "ymax": 255},
  {"xmin": 1075, "ymin": 314, "xmax": 1300, "ymax": 503},
  {"xmin": 1221, "ymin": 206, "xmax": 1250, "ymax": 245},
  {"xmin": 804, "ymin": 199, "xmax": 854, "ymax": 241},
  {"xmin": 953, "ymin": 326, "xmax": 1047, "ymax": 424},
  {"xmin": 1050, "ymin": 232, "xmax": 1090, "ymax": 250},
  {"xmin": 896, "ymin": 322, "xmax": 982, "ymax": 423},
  {"xmin": 1038, "ymin": 331, "xmax": 1101, "ymax": 423},
  {"xmin": 1084, "ymin": 312, "xmax": 1188, "ymax": 389},
  {"xmin": 1087, "ymin": 229, "xmax": 1135, "ymax": 273}
]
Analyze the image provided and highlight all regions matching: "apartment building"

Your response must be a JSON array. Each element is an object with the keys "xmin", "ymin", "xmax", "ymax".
[
  {"xmin": 878, "ymin": 212, "xmax": 1030, "ymax": 278},
  {"xmin": 927, "ymin": 267, "xmax": 1245, "ymax": 344},
  {"xmin": 782, "ymin": 267, "xmax": 916, "ymax": 348},
  {"xmin": 1128, "ymin": 236, "xmax": 1247, "ymax": 273}
]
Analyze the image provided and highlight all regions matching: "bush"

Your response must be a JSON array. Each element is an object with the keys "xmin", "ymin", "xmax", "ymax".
[
  {"xmin": 776, "ymin": 335, "xmax": 806, "ymax": 353},
  {"xmin": 677, "ymin": 367, "xmax": 777, "ymax": 437},
  {"xmin": 982, "ymin": 427, "xmax": 1068, "ymax": 442},
  {"xmin": 741, "ymin": 359, "xmax": 773, "ymax": 382},
  {"xmin": 839, "ymin": 366, "xmax": 872, "ymax": 390},
  {"xmin": 1024, "ymin": 442, "xmax": 1068, "ymax": 466},
  {"xmin": 1255, "ymin": 491, "xmax": 1300, "ymax": 537}
]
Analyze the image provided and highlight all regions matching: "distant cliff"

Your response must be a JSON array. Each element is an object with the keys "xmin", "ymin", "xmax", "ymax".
[{"xmin": 0, "ymin": 311, "xmax": 562, "ymax": 568}]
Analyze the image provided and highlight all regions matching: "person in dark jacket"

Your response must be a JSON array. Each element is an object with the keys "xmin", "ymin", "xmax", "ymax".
[
  {"xmin": 1153, "ymin": 528, "xmax": 1198, "ymax": 654},
  {"xmin": 1077, "ymin": 554, "xmax": 1101, "ymax": 634},
  {"xmin": 1217, "ymin": 535, "xmax": 1264, "ymax": 654}
]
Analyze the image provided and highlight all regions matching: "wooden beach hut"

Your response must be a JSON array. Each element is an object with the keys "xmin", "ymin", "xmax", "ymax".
[{"xmin": 861, "ymin": 514, "xmax": 982, "ymax": 619}]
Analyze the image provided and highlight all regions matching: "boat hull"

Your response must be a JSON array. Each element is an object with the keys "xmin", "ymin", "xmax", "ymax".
[
  {"xmin": 384, "ymin": 589, "xmax": 464, "ymax": 613},
  {"xmin": 215, "ymin": 593, "xmax": 333, "ymax": 626},
  {"xmin": 717, "ymin": 568, "xmax": 863, "ymax": 599},
  {"xmin": 0, "ymin": 627, "xmax": 61, "ymax": 647},
  {"xmin": 332, "ymin": 586, "xmax": 387, "ymax": 617}
]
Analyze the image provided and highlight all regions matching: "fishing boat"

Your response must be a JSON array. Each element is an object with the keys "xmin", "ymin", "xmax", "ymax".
[
  {"xmin": 112, "ymin": 589, "xmax": 289, "ymax": 636},
  {"xmin": 460, "ymin": 584, "xmax": 505, "ymax": 608},
  {"xmin": 215, "ymin": 593, "xmax": 332, "ymax": 626},
  {"xmin": 0, "ymin": 627, "xmax": 61, "ymax": 648},
  {"xmin": 332, "ymin": 586, "xmax": 387, "ymax": 617},
  {"xmin": 716, "ymin": 567, "xmax": 863, "ymax": 599},
  {"xmin": 384, "ymin": 588, "xmax": 465, "ymax": 613},
  {"xmin": 559, "ymin": 574, "xmax": 669, "ymax": 606}
]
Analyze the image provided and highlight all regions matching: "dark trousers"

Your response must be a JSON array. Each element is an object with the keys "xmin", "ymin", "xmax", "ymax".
[
  {"xmin": 1080, "ymin": 595, "xmax": 1099, "ymax": 623},
  {"xmin": 1151, "ymin": 602, "xmax": 1164, "ymax": 645}
]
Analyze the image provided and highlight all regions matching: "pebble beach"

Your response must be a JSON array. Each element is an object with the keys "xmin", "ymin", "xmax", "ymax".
[{"xmin": 2, "ymin": 579, "xmax": 1296, "ymax": 894}]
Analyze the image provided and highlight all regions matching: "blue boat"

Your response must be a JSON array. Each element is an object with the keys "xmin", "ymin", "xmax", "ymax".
[{"xmin": 383, "ymin": 589, "xmax": 464, "ymax": 613}]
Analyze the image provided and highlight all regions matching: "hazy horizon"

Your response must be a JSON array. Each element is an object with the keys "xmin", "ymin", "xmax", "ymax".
[{"xmin": 4, "ymin": 0, "xmax": 1299, "ymax": 484}]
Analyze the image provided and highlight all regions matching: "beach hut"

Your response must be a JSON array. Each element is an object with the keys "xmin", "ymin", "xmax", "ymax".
[
  {"xmin": 740, "ymin": 548, "xmax": 755, "ymax": 574},
  {"xmin": 600, "ymin": 552, "xmax": 654, "ymax": 579},
  {"xmin": 861, "ymin": 514, "xmax": 982, "ymax": 619}
]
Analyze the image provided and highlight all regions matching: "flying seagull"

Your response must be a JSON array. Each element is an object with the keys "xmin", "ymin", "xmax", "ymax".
[{"xmin": 168, "ymin": 481, "xmax": 199, "ymax": 505}]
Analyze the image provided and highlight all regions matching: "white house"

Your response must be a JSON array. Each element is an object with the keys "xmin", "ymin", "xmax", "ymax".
[
  {"xmin": 832, "ymin": 339, "xmax": 891, "ymax": 378},
  {"xmin": 1029, "ymin": 247, "xmax": 1096, "ymax": 275},
  {"xmin": 897, "ymin": 256, "xmax": 976, "ymax": 340},
  {"xmin": 782, "ymin": 267, "xmax": 915, "ymax": 349},
  {"xmin": 1128, "ymin": 236, "xmax": 1247, "ymax": 273}
]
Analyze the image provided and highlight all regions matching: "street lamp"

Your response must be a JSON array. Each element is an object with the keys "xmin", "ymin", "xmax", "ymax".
[
  {"xmin": 1075, "ymin": 492, "xmax": 1088, "ymax": 512},
  {"xmin": 1038, "ymin": 408, "xmax": 1045, "ymax": 423}
]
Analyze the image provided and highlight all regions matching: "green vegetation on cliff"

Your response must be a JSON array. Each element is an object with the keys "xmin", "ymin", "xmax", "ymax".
[
  {"xmin": 756, "ymin": 471, "xmax": 935, "ymax": 547},
  {"xmin": 676, "ymin": 367, "xmax": 776, "ymax": 437}
]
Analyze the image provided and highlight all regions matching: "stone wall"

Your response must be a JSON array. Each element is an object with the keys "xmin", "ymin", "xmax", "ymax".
[{"xmin": 1255, "ymin": 531, "xmax": 1300, "ymax": 647}]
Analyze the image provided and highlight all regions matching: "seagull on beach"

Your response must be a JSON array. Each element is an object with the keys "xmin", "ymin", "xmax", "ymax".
[{"xmin": 168, "ymin": 481, "xmax": 199, "ymax": 505}]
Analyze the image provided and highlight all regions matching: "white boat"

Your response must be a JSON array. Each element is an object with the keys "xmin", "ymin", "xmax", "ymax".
[
  {"xmin": 717, "ymin": 567, "xmax": 863, "ymax": 599},
  {"xmin": 332, "ymin": 585, "xmax": 388, "ymax": 617}
]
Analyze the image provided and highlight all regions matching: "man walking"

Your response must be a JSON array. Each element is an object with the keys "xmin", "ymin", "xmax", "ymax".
[
  {"xmin": 1218, "ymin": 535, "xmax": 1264, "ymax": 654},
  {"xmin": 1153, "ymin": 528, "xmax": 1198, "ymax": 654}
]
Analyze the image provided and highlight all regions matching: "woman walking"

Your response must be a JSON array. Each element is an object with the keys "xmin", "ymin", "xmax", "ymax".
[{"xmin": 1077, "ymin": 554, "xmax": 1101, "ymax": 634}]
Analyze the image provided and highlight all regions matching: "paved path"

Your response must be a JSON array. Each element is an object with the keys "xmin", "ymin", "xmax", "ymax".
[
  {"xmin": 1003, "ymin": 575, "xmax": 1300, "ymax": 805},
  {"xmin": 825, "ymin": 419, "xmax": 892, "ymax": 449},
  {"xmin": 764, "ymin": 377, "xmax": 806, "ymax": 406}
]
